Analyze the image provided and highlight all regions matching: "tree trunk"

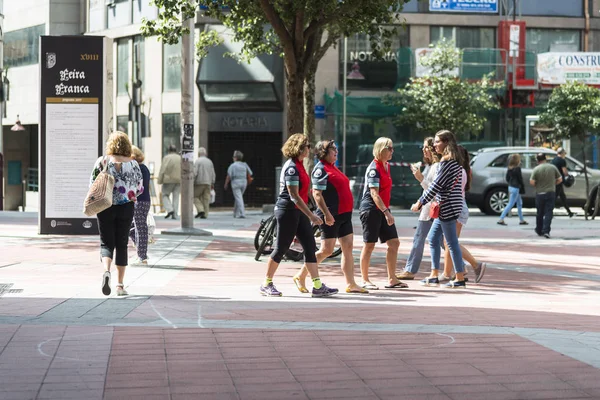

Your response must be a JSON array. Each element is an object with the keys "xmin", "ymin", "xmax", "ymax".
[
  {"xmin": 303, "ymin": 67, "xmax": 317, "ymax": 146},
  {"xmin": 286, "ymin": 71, "xmax": 305, "ymax": 135},
  {"xmin": 302, "ymin": 67, "xmax": 317, "ymax": 173}
]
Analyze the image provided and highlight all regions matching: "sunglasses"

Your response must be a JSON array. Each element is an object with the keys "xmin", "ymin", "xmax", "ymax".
[
  {"xmin": 326, "ymin": 141, "xmax": 338, "ymax": 151},
  {"xmin": 385, "ymin": 146, "xmax": 394, "ymax": 151},
  {"xmin": 303, "ymin": 144, "xmax": 312, "ymax": 150}
]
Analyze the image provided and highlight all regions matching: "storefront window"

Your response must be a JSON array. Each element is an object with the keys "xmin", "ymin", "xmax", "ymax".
[
  {"xmin": 430, "ymin": 26, "xmax": 495, "ymax": 48},
  {"xmin": 163, "ymin": 43, "xmax": 182, "ymax": 92},
  {"xmin": 526, "ymin": 29, "xmax": 581, "ymax": 53},
  {"xmin": 162, "ymin": 114, "xmax": 181, "ymax": 157},
  {"xmin": 339, "ymin": 28, "xmax": 409, "ymax": 91},
  {"xmin": 117, "ymin": 39, "xmax": 130, "ymax": 96},
  {"xmin": 3, "ymin": 25, "xmax": 45, "ymax": 68}
]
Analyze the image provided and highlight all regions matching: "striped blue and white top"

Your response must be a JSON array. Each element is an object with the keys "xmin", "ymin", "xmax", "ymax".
[{"xmin": 419, "ymin": 159, "xmax": 463, "ymax": 221}]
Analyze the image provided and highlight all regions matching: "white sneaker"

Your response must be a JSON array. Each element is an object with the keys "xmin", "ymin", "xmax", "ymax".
[
  {"xmin": 116, "ymin": 284, "xmax": 128, "ymax": 296},
  {"xmin": 129, "ymin": 257, "xmax": 148, "ymax": 265}
]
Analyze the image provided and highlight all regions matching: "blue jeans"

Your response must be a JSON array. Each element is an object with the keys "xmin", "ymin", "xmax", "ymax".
[
  {"xmin": 536, "ymin": 192, "xmax": 555, "ymax": 235},
  {"xmin": 427, "ymin": 218, "xmax": 464, "ymax": 273},
  {"xmin": 499, "ymin": 186, "xmax": 524, "ymax": 220},
  {"xmin": 404, "ymin": 220, "xmax": 433, "ymax": 274}
]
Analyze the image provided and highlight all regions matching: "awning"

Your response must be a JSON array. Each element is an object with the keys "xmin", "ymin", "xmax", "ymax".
[{"xmin": 196, "ymin": 26, "xmax": 284, "ymax": 111}]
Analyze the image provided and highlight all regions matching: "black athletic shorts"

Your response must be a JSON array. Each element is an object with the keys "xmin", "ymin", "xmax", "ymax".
[
  {"xmin": 360, "ymin": 208, "xmax": 398, "ymax": 243},
  {"xmin": 319, "ymin": 211, "xmax": 353, "ymax": 240}
]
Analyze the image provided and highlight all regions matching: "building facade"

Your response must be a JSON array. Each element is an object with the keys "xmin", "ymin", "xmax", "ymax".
[{"xmin": 2, "ymin": 0, "xmax": 600, "ymax": 210}]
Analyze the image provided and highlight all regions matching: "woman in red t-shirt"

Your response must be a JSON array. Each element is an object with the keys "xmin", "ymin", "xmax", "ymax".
[
  {"xmin": 358, "ymin": 137, "xmax": 406, "ymax": 290},
  {"xmin": 293, "ymin": 140, "xmax": 366, "ymax": 294},
  {"xmin": 260, "ymin": 133, "xmax": 338, "ymax": 298}
]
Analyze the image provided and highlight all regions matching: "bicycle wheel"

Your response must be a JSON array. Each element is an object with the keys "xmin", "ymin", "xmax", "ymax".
[
  {"xmin": 255, "ymin": 217, "xmax": 276, "ymax": 261},
  {"xmin": 254, "ymin": 215, "xmax": 273, "ymax": 251},
  {"xmin": 312, "ymin": 225, "xmax": 342, "ymax": 259}
]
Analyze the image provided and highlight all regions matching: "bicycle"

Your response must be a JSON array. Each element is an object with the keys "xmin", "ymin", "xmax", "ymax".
[{"xmin": 254, "ymin": 213, "xmax": 343, "ymax": 262}]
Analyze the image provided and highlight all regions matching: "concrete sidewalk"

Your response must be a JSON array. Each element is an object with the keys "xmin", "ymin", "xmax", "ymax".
[{"xmin": 0, "ymin": 210, "xmax": 599, "ymax": 399}]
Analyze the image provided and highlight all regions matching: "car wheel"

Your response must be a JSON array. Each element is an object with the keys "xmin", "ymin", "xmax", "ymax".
[{"xmin": 484, "ymin": 187, "xmax": 509, "ymax": 216}]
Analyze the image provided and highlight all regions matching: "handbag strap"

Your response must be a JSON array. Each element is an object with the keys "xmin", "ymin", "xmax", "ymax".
[
  {"xmin": 101, "ymin": 156, "xmax": 109, "ymax": 172},
  {"xmin": 439, "ymin": 174, "xmax": 460, "ymax": 205}
]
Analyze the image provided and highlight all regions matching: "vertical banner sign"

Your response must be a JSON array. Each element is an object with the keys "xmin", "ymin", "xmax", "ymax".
[{"xmin": 39, "ymin": 36, "xmax": 104, "ymax": 234}]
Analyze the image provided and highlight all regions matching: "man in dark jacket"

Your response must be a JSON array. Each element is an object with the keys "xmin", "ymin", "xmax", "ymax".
[
  {"xmin": 551, "ymin": 147, "xmax": 574, "ymax": 218},
  {"xmin": 531, "ymin": 153, "xmax": 563, "ymax": 238}
]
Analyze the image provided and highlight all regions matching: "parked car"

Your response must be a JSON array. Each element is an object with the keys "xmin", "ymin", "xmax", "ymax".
[{"xmin": 467, "ymin": 147, "xmax": 600, "ymax": 215}]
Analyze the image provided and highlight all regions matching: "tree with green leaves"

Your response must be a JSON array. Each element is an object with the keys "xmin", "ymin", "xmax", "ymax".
[
  {"xmin": 386, "ymin": 39, "xmax": 503, "ymax": 138},
  {"xmin": 539, "ymin": 81, "xmax": 600, "ymax": 204},
  {"xmin": 141, "ymin": 0, "xmax": 408, "ymax": 141}
]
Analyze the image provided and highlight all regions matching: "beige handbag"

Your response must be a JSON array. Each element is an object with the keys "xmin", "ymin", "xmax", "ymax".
[{"xmin": 83, "ymin": 157, "xmax": 115, "ymax": 217}]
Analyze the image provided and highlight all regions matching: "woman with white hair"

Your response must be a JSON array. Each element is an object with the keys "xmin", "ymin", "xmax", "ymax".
[{"xmin": 224, "ymin": 150, "xmax": 253, "ymax": 218}]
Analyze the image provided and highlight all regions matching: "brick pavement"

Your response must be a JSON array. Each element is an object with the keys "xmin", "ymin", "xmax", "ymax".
[{"xmin": 0, "ymin": 210, "xmax": 599, "ymax": 399}]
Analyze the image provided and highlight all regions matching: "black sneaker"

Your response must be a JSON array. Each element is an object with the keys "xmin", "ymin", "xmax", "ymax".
[
  {"xmin": 444, "ymin": 280, "xmax": 467, "ymax": 289},
  {"xmin": 312, "ymin": 284, "xmax": 338, "ymax": 298},
  {"xmin": 420, "ymin": 277, "xmax": 440, "ymax": 287}
]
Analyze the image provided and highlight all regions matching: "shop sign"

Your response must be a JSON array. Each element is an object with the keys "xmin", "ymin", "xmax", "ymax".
[
  {"xmin": 429, "ymin": 0, "xmax": 498, "ymax": 13},
  {"xmin": 221, "ymin": 116, "xmax": 268, "ymax": 129},
  {"xmin": 208, "ymin": 112, "xmax": 282, "ymax": 132},
  {"xmin": 538, "ymin": 52, "xmax": 600, "ymax": 85}
]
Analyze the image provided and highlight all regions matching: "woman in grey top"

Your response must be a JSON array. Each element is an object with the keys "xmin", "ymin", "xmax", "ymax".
[{"xmin": 224, "ymin": 150, "xmax": 253, "ymax": 218}]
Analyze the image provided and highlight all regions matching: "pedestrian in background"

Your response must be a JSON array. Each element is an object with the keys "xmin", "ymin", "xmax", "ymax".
[
  {"xmin": 224, "ymin": 150, "xmax": 253, "ymax": 219},
  {"xmin": 193, "ymin": 147, "xmax": 216, "ymax": 219},
  {"xmin": 158, "ymin": 144, "xmax": 181, "ymax": 219},
  {"xmin": 90, "ymin": 132, "xmax": 143, "ymax": 296},
  {"xmin": 260, "ymin": 133, "xmax": 338, "ymax": 298},
  {"xmin": 531, "ymin": 153, "xmax": 562, "ymax": 238},
  {"xmin": 129, "ymin": 145, "xmax": 151, "ymax": 265},
  {"xmin": 552, "ymin": 147, "xmax": 574, "ymax": 217},
  {"xmin": 411, "ymin": 130, "xmax": 467, "ymax": 288},
  {"xmin": 359, "ymin": 137, "xmax": 406, "ymax": 290},
  {"xmin": 397, "ymin": 137, "xmax": 440, "ymax": 280},
  {"xmin": 497, "ymin": 154, "xmax": 528, "ymax": 226},
  {"xmin": 292, "ymin": 140, "xmax": 366, "ymax": 294}
]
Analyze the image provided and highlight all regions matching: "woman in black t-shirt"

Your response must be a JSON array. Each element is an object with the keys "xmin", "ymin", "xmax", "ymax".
[{"xmin": 498, "ymin": 154, "xmax": 528, "ymax": 225}]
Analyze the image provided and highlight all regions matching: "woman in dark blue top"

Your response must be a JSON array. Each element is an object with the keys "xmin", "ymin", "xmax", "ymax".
[{"xmin": 129, "ymin": 146, "xmax": 151, "ymax": 265}]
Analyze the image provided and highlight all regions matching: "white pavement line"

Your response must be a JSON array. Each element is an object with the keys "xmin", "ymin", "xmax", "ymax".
[
  {"xmin": 149, "ymin": 299, "xmax": 178, "ymax": 329},
  {"xmin": 37, "ymin": 331, "xmax": 113, "ymax": 362}
]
